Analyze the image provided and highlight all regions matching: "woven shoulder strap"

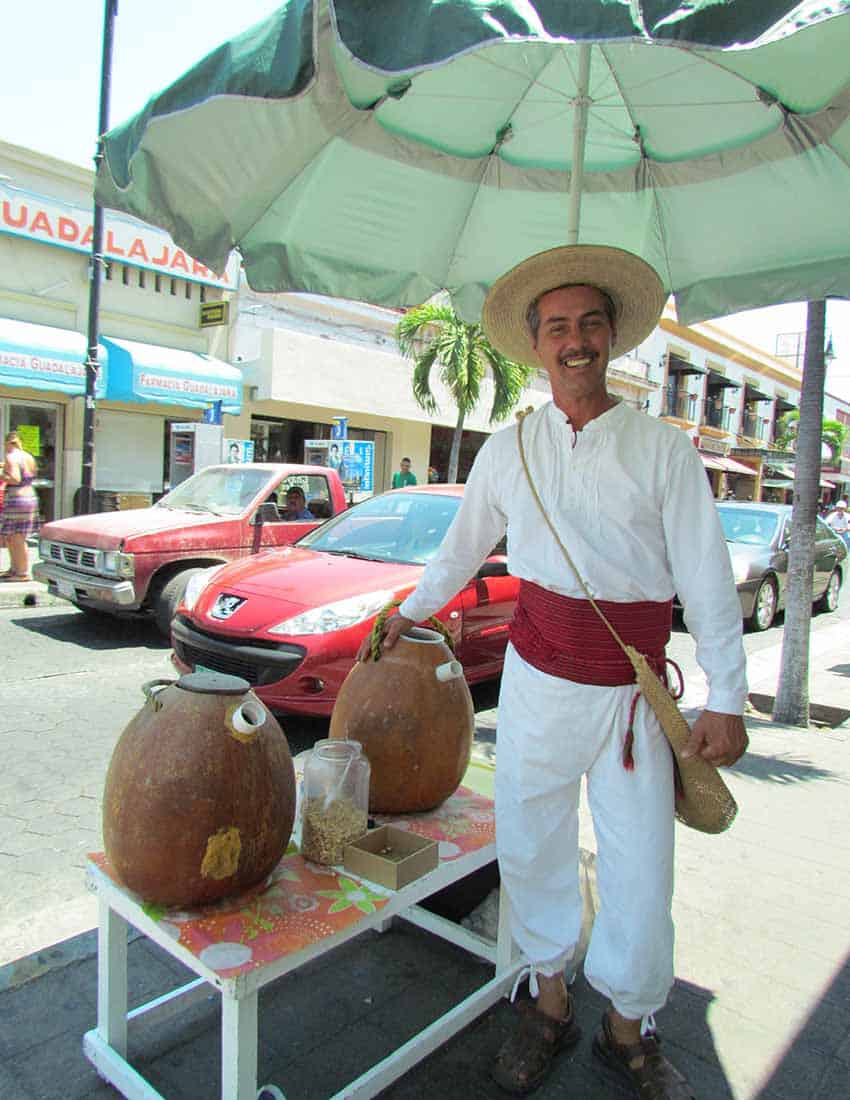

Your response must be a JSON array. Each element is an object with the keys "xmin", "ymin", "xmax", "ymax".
[{"xmin": 516, "ymin": 409, "xmax": 642, "ymax": 674}]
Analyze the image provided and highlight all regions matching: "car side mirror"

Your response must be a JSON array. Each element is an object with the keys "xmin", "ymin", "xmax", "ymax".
[
  {"xmin": 252, "ymin": 501, "xmax": 280, "ymax": 526},
  {"xmin": 477, "ymin": 557, "xmax": 508, "ymax": 579}
]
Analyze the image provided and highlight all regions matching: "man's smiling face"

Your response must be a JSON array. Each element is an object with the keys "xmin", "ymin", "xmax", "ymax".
[{"xmin": 531, "ymin": 285, "xmax": 616, "ymax": 407}]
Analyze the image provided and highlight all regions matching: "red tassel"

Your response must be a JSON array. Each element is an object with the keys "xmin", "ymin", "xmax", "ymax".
[{"xmin": 623, "ymin": 692, "xmax": 640, "ymax": 770}]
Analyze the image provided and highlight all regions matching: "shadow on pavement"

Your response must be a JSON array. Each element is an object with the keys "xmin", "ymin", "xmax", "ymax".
[
  {"xmin": 11, "ymin": 608, "xmax": 169, "ymax": 651},
  {"xmin": 755, "ymin": 950, "xmax": 850, "ymax": 1097},
  {"xmin": 729, "ymin": 750, "xmax": 838, "ymax": 786},
  {"xmin": 0, "ymin": 924, "xmax": 735, "ymax": 1100}
]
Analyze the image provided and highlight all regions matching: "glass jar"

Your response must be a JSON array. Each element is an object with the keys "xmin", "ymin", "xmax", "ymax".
[{"xmin": 300, "ymin": 739, "xmax": 370, "ymax": 865}]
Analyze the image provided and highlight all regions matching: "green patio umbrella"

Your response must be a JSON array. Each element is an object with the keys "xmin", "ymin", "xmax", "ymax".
[{"xmin": 95, "ymin": 0, "xmax": 850, "ymax": 325}]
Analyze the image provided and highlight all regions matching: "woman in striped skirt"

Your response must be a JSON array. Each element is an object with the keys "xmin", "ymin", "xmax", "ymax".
[{"xmin": 1, "ymin": 431, "xmax": 39, "ymax": 581}]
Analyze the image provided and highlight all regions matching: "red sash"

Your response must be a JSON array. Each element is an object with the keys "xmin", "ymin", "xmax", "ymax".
[{"xmin": 509, "ymin": 579, "xmax": 672, "ymax": 685}]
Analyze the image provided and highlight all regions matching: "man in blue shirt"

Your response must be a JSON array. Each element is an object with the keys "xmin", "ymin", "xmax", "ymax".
[{"xmin": 281, "ymin": 486, "xmax": 314, "ymax": 521}]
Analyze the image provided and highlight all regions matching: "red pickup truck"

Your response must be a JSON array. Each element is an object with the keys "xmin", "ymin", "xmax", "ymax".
[{"xmin": 34, "ymin": 463, "xmax": 347, "ymax": 635}]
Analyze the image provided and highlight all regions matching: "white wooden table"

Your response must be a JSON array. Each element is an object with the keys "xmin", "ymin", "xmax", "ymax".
[{"xmin": 83, "ymin": 786, "xmax": 523, "ymax": 1099}]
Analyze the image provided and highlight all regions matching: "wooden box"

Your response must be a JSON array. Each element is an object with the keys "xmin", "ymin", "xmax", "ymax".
[{"xmin": 343, "ymin": 826, "xmax": 438, "ymax": 889}]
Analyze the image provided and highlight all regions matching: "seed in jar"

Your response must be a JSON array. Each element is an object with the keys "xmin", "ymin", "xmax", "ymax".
[{"xmin": 301, "ymin": 797, "xmax": 367, "ymax": 865}]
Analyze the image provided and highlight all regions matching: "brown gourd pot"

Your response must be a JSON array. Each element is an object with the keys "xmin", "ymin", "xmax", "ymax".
[
  {"xmin": 103, "ymin": 672, "xmax": 296, "ymax": 907},
  {"xmin": 328, "ymin": 626, "xmax": 473, "ymax": 813}
]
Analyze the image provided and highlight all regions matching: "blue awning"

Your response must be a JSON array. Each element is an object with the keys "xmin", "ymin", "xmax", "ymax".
[
  {"xmin": 0, "ymin": 317, "xmax": 108, "ymax": 397},
  {"xmin": 101, "ymin": 336, "xmax": 242, "ymax": 413}
]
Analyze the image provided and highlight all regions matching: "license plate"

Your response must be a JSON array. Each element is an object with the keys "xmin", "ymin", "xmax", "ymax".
[{"xmin": 57, "ymin": 579, "xmax": 76, "ymax": 599}]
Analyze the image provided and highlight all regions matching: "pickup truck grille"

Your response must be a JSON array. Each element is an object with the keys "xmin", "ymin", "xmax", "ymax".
[{"xmin": 44, "ymin": 541, "xmax": 101, "ymax": 572}]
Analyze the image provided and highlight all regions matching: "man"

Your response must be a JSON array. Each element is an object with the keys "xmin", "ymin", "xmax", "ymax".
[
  {"xmin": 392, "ymin": 457, "xmax": 417, "ymax": 488},
  {"xmin": 825, "ymin": 499, "xmax": 850, "ymax": 547},
  {"xmin": 365, "ymin": 246, "xmax": 748, "ymax": 1097},
  {"xmin": 280, "ymin": 486, "xmax": 314, "ymax": 521}
]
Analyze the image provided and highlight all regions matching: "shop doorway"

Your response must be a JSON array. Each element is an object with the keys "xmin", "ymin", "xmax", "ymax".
[
  {"xmin": 428, "ymin": 425, "xmax": 488, "ymax": 484},
  {"xmin": 250, "ymin": 415, "xmax": 388, "ymax": 493},
  {"xmin": 1, "ymin": 398, "xmax": 62, "ymax": 523}
]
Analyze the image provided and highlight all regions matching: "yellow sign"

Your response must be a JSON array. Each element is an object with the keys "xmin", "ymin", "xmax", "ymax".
[
  {"xmin": 199, "ymin": 300, "xmax": 229, "ymax": 328},
  {"xmin": 16, "ymin": 425, "xmax": 41, "ymax": 456}
]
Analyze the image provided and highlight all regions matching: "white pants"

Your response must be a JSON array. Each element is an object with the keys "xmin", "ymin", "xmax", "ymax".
[{"xmin": 495, "ymin": 644, "xmax": 676, "ymax": 1019}]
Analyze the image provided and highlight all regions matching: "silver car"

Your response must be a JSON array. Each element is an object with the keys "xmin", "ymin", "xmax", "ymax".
[{"xmin": 716, "ymin": 502, "xmax": 846, "ymax": 631}]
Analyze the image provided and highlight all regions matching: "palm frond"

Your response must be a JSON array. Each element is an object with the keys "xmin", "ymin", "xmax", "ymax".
[{"xmin": 411, "ymin": 345, "xmax": 440, "ymax": 414}]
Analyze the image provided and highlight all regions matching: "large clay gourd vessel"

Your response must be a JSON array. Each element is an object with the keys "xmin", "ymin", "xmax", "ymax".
[
  {"xmin": 103, "ymin": 672, "xmax": 296, "ymax": 907},
  {"xmin": 329, "ymin": 626, "xmax": 473, "ymax": 813}
]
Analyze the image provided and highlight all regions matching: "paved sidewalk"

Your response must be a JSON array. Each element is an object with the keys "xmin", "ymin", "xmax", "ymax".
[
  {"xmin": 0, "ymin": 545, "xmax": 62, "ymax": 611},
  {"xmin": 1, "ymin": 620, "xmax": 848, "ymax": 1097}
]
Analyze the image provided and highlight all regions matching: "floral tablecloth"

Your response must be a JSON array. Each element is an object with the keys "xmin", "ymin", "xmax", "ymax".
[{"xmin": 89, "ymin": 785, "xmax": 495, "ymax": 980}]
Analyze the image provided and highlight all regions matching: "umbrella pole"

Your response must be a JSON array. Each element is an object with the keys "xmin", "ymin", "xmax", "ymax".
[{"xmin": 567, "ymin": 44, "xmax": 591, "ymax": 245}]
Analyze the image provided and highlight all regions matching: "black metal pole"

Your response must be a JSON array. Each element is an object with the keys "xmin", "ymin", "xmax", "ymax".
[{"xmin": 79, "ymin": 0, "xmax": 118, "ymax": 515}]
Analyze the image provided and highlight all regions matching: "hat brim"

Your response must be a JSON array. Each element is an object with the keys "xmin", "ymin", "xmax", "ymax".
[{"xmin": 481, "ymin": 245, "xmax": 667, "ymax": 367}]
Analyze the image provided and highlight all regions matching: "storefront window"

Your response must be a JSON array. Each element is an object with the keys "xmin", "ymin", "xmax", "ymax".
[{"xmin": 1, "ymin": 399, "xmax": 60, "ymax": 523}]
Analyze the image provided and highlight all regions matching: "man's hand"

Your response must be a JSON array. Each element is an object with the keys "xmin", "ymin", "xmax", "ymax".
[
  {"xmin": 681, "ymin": 710, "xmax": 748, "ymax": 767},
  {"xmin": 355, "ymin": 614, "xmax": 415, "ymax": 663}
]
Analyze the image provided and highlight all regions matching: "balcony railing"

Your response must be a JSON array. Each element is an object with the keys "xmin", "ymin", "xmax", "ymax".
[
  {"xmin": 742, "ymin": 412, "xmax": 769, "ymax": 440},
  {"xmin": 702, "ymin": 399, "xmax": 733, "ymax": 432},
  {"xmin": 662, "ymin": 390, "xmax": 697, "ymax": 420}
]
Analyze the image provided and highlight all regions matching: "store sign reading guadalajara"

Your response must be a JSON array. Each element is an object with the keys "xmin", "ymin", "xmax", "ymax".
[{"xmin": 1, "ymin": 182, "xmax": 238, "ymax": 290}]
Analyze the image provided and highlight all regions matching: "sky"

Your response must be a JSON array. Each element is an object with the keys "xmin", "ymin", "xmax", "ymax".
[{"xmin": 2, "ymin": 1, "xmax": 848, "ymax": 404}]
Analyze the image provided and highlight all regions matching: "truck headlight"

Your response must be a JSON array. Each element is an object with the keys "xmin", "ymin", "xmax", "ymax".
[
  {"xmin": 103, "ymin": 551, "xmax": 135, "ymax": 577},
  {"xmin": 183, "ymin": 565, "xmax": 226, "ymax": 612},
  {"xmin": 268, "ymin": 589, "xmax": 396, "ymax": 636},
  {"xmin": 39, "ymin": 538, "xmax": 51, "ymax": 559}
]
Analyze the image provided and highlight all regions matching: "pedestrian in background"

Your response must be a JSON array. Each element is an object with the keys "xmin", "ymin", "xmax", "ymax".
[
  {"xmin": 1, "ymin": 431, "xmax": 38, "ymax": 581},
  {"xmin": 392, "ymin": 457, "xmax": 417, "ymax": 488},
  {"xmin": 825, "ymin": 499, "xmax": 850, "ymax": 548}
]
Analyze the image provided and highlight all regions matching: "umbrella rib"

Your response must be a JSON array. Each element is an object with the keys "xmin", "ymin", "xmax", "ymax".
[
  {"xmin": 438, "ymin": 49, "xmax": 577, "ymax": 292},
  {"xmin": 598, "ymin": 44, "xmax": 675, "ymax": 291}
]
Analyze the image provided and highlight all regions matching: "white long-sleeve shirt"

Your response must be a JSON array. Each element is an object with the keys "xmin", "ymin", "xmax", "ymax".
[{"xmin": 400, "ymin": 401, "xmax": 747, "ymax": 714}]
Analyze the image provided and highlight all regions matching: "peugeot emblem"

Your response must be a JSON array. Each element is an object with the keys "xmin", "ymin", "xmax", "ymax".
[{"xmin": 211, "ymin": 594, "xmax": 245, "ymax": 620}]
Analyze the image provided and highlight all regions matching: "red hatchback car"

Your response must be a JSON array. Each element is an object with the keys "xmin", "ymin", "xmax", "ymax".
[{"xmin": 171, "ymin": 485, "xmax": 516, "ymax": 716}]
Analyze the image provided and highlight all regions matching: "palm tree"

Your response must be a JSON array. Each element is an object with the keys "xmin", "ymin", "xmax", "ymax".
[
  {"xmin": 772, "ymin": 300, "xmax": 829, "ymax": 727},
  {"xmin": 395, "ymin": 304, "xmax": 535, "ymax": 482},
  {"xmin": 775, "ymin": 409, "xmax": 848, "ymax": 464}
]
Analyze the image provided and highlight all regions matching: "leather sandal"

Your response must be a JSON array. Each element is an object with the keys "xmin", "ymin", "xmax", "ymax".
[
  {"xmin": 592, "ymin": 1013, "xmax": 695, "ymax": 1099},
  {"xmin": 491, "ymin": 998, "xmax": 581, "ymax": 1095}
]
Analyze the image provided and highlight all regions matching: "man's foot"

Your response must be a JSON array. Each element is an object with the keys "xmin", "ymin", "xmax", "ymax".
[
  {"xmin": 491, "ymin": 996, "xmax": 581, "ymax": 1096},
  {"xmin": 592, "ymin": 1012, "xmax": 695, "ymax": 1098}
]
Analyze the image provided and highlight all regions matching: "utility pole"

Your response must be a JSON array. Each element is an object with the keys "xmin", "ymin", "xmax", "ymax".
[{"xmin": 79, "ymin": 0, "xmax": 118, "ymax": 514}]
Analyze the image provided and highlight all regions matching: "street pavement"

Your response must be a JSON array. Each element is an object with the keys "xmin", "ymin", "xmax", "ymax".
[{"xmin": 0, "ymin": 567, "xmax": 848, "ymax": 1098}]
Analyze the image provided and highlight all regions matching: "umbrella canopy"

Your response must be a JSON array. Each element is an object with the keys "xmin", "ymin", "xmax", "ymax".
[{"xmin": 95, "ymin": 0, "xmax": 850, "ymax": 325}]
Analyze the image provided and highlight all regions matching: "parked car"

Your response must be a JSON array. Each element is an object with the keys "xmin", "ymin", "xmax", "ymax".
[
  {"xmin": 715, "ymin": 501, "xmax": 846, "ymax": 631},
  {"xmin": 171, "ymin": 485, "xmax": 515, "ymax": 716},
  {"xmin": 34, "ymin": 463, "xmax": 348, "ymax": 635}
]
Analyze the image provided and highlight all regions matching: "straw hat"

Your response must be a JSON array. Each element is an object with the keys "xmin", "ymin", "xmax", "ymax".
[{"xmin": 482, "ymin": 245, "xmax": 667, "ymax": 367}]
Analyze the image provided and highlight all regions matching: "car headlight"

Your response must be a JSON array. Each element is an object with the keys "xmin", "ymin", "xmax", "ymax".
[
  {"xmin": 732, "ymin": 559, "xmax": 751, "ymax": 584},
  {"xmin": 103, "ymin": 551, "xmax": 135, "ymax": 577},
  {"xmin": 268, "ymin": 589, "xmax": 396, "ymax": 636},
  {"xmin": 183, "ymin": 565, "xmax": 227, "ymax": 611},
  {"xmin": 39, "ymin": 538, "xmax": 51, "ymax": 559}
]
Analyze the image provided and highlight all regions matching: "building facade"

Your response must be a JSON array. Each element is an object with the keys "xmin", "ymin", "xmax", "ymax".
[{"xmin": 0, "ymin": 141, "xmax": 241, "ymax": 520}]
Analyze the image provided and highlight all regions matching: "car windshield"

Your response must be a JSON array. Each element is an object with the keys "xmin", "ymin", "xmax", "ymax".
[
  {"xmin": 298, "ymin": 491, "xmax": 461, "ymax": 564},
  {"xmin": 156, "ymin": 467, "xmax": 273, "ymax": 516},
  {"xmin": 717, "ymin": 507, "xmax": 779, "ymax": 547}
]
